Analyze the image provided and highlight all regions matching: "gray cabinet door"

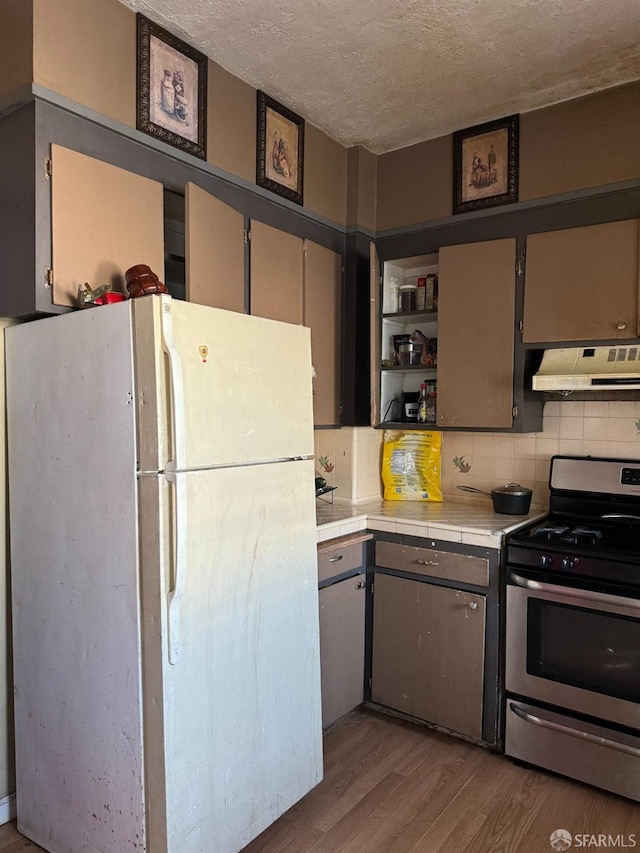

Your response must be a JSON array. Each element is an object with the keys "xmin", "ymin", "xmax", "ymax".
[
  {"xmin": 304, "ymin": 239, "xmax": 342, "ymax": 426},
  {"xmin": 371, "ymin": 573, "xmax": 485, "ymax": 740},
  {"xmin": 249, "ymin": 220, "xmax": 303, "ymax": 324},
  {"xmin": 319, "ymin": 577, "xmax": 365, "ymax": 728},
  {"xmin": 437, "ymin": 237, "xmax": 516, "ymax": 429},
  {"xmin": 185, "ymin": 182, "xmax": 245, "ymax": 312},
  {"xmin": 522, "ymin": 220, "xmax": 640, "ymax": 343}
]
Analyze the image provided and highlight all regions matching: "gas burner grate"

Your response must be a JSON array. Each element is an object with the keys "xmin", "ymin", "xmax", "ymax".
[{"xmin": 532, "ymin": 523, "xmax": 605, "ymax": 547}]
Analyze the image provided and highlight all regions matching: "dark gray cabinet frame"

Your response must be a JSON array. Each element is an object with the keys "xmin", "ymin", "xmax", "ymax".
[{"xmin": 364, "ymin": 531, "xmax": 503, "ymax": 749}]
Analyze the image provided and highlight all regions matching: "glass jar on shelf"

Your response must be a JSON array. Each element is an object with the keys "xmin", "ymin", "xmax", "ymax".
[{"xmin": 398, "ymin": 283, "xmax": 417, "ymax": 312}]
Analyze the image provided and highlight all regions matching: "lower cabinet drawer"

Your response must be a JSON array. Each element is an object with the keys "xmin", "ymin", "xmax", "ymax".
[
  {"xmin": 505, "ymin": 699, "xmax": 640, "ymax": 802},
  {"xmin": 375, "ymin": 540, "xmax": 489, "ymax": 587},
  {"xmin": 317, "ymin": 540, "xmax": 364, "ymax": 584}
]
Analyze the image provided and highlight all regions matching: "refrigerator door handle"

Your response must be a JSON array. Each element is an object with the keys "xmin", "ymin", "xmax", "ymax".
[
  {"xmin": 165, "ymin": 470, "xmax": 188, "ymax": 665},
  {"xmin": 160, "ymin": 296, "xmax": 187, "ymax": 473}
]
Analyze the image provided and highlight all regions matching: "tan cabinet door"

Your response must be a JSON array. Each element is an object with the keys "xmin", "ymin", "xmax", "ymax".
[
  {"xmin": 371, "ymin": 573, "xmax": 485, "ymax": 740},
  {"xmin": 185, "ymin": 182, "xmax": 245, "ymax": 312},
  {"xmin": 304, "ymin": 240, "xmax": 342, "ymax": 426},
  {"xmin": 249, "ymin": 220, "xmax": 303, "ymax": 325},
  {"xmin": 51, "ymin": 144, "xmax": 164, "ymax": 307},
  {"xmin": 437, "ymin": 238, "xmax": 516, "ymax": 429},
  {"xmin": 522, "ymin": 220, "xmax": 640, "ymax": 343},
  {"xmin": 319, "ymin": 577, "xmax": 365, "ymax": 729}
]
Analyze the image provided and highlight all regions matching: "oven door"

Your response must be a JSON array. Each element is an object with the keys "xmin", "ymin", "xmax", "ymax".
[{"xmin": 506, "ymin": 571, "xmax": 640, "ymax": 730}]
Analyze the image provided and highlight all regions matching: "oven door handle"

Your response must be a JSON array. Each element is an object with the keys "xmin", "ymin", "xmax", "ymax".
[
  {"xmin": 509, "ymin": 702, "xmax": 640, "ymax": 758},
  {"xmin": 509, "ymin": 572, "xmax": 640, "ymax": 611},
  {"xmin": 601, "ymin": 513, "xmax": 640, "ymax": 521}
]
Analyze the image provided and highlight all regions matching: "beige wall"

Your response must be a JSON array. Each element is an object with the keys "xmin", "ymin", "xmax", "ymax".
[
  {"xmin": 305, "ymin": 124, "xmax": 348, "ymax": 226},
  {"xmin": 376, "ymin": 80, "xmax": 640, "ymax": 232},
  {"xmin": 376, "ymin": 134, "xmax": 452, "ymax": 232},
  {"xmin": 520, "ymin": 82, "xmax": 640, "ymax": 201},
  {"xmin": 28, "ymin": 0, "xmax": 349, "ymax": 226},
  {"xmin": 0, "ymin": 0, "xmax": 32, "ymax": 101},
  {"xmin": 207, "ymin": 61, "xmax": 256, "ymax": 183},
  {"xmin": 33, "ymin": 0, "xmax": 136, "ymax": 128},
  {"xmin": 347, "ymin": 146, "xmax": 377, "ymax": 232}
]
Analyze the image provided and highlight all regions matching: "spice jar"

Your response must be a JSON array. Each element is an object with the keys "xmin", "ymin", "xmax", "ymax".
[{"xmin": 399, "ymin": 283, "xmax": 417, "ymax": 312}]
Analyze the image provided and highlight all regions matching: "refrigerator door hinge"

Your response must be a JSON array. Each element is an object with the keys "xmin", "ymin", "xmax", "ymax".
[
  {"xmin": 243, "ymin": 228, "xmax": 251, "ymax": 243},
  {"xmin": 512, "ymin": 405, "xmax": 518, "ymax": 420},
  {"xmin": 44, "ymin": 157, "xmax": 52, "ymax": 180},
  {"xmin": 44, "ymin": 267, "xmax": 53, "ymax": 289}
]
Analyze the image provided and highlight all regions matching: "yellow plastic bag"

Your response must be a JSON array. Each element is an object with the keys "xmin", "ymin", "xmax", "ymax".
[{"xmin": 381, "ymin": 430, "xmax": 442, "ymax": 501}]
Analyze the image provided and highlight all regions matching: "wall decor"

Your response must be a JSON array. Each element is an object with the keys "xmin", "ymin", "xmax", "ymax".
[
  {"xmin": 256, "ymin": 91, "xmax": 304, "ymax": 205},
  {"xmin": 453, "ymin": 114, "xmax": 519, "ymax": 215},
  {"xmin": 136, "ymin": 13, "xmax": 207, "ymax": 160}
]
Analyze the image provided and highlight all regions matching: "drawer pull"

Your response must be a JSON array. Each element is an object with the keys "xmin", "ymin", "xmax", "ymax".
[
  {"xmin": 328, "ymin": 555, "xmax": 343, "ymax": 563},
  {"xmin": 509, "ymin": 702, "xmax": 640, "ymax": 758},
  {"xmin": 415, "ymin": 559, "xmax": 439, "ymax": 566}
]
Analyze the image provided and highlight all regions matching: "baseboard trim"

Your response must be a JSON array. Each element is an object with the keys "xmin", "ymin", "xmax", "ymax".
[{"xmin": 0, "ymin": 793, "xmax": 16, "ymax": 824}]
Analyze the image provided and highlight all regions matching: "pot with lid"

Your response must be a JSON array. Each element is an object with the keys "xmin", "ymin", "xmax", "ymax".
[{"xmin": 457, "ymin": 482, "xmax": 533, "ymax": 515}]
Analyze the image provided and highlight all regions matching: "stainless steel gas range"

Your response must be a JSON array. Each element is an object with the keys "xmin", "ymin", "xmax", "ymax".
[{"xmin": 504, "ymin": 455, "xmax": 640, "ymax": 802}]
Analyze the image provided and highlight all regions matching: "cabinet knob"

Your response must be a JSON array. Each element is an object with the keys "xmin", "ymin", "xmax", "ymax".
[
  {"xmin": 467, "ymin": 601, "xmax": 478, "ymax": 610},
  {"xmin": 356, "ymin": 580, "xmax": 366, "ymax": 590},
  {"xmin": 617, "ymin": 322, "xmax": 627, "ymax": 331}
]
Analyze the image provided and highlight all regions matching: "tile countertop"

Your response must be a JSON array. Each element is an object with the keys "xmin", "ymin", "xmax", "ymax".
[{"xmin": 316, "ymin": 498, "xmax": 547, "ymax": 549}]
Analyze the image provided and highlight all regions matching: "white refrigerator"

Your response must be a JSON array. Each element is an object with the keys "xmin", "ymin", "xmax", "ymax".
[{"xmin": 6, "ymin": 295, "xmax": 323, "ymax": 853}]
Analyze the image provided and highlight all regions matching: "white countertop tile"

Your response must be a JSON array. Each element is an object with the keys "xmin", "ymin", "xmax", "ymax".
[{"xmin": 316, "ymin": 498, "xmax": 546, "ymax": 546}]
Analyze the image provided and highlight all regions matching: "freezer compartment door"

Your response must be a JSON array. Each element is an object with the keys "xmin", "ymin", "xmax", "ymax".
[
  {"xmin": 134, "ymin": 296, "xmax": 314, "ymax": 472},
  {"xmin": 139, "ymin": 459, "xmax": 323, "ymax": 853}
]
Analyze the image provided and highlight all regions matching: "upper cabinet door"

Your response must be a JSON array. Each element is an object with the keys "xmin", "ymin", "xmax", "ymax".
[
  {"xmin": 185, "ymin": 183, "xmax": 245, "ymax": 313},
  {"xmin": 522, "ymin": 220, "xmax": 640, "ymax": 343},
  {"xmin": 51, "ymin": 144, "xmax": 164, "ymax": 308},
  {"xmin": 304, "ymin": 240, "xmax": 342, "ymax": 426},
  {"xmin": 249, "ymin": 221, "xmax": 303, "ymax": 325},
  {"xmin": 437, "ymin": 238, "xmax": 516, "ymax": 429}
]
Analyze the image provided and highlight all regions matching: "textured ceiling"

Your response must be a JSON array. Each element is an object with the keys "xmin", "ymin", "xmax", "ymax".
[{"xmin": 120, "ymin": 0, "xmax": 640, "ymax": 154}]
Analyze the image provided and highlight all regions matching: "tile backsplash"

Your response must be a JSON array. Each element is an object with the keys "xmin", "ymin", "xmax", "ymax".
[{"xmin": 315, "ymin": 400, "xmax": 640, "ymax": 507}]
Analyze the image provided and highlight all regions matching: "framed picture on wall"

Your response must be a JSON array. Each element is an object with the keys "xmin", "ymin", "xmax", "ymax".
[
  {"xmin": 256, "ymin": 91, "xmax": 305, "ymax": 205},
  {"xmin": 453, "ymin": 114, "xmax": 519, "ymax": 215},
  {"xmin": 136, "ymin": 13, "xmax": 208, "ymax": 160}
]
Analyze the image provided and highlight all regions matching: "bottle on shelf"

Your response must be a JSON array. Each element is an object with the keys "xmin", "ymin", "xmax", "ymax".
[
  {"xmin": 417, "ymin": 383, "xmax": 428, "ymax": 423},
  {"xmin": 387, "ymin": 277, "xmax": 399, "ymax": 313},
  {"xmin": 426, "ymin": 380, "xmax": 437, "ymax": 424},
  {"xmin": 418, "ymin": 380, "xmax": 437, "ymax": 424}
]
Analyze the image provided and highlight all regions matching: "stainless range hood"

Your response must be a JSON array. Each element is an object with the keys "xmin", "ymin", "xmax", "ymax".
[{"xmin": 533, "ymin": 346, "xmax": 640, "ymax": 391}]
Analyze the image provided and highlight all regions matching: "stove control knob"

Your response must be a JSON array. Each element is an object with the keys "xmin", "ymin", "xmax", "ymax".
[
  {"xmin": 539, "ymin": 555, "xmax": 552, "ymax": 569},
  {"xmin": 561, "ymin": 557, "xmax": 574, "ymax": 571}
]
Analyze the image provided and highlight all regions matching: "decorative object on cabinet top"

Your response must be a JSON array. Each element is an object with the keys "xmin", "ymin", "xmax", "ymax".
[
  {"xmin": 256, "ymin": 91, "xmax": 305, "ymax": 206},
  {"xmin": 453, "ymin": 114, "xmax": 519, "ymax": 215},
  {"xmin": 136, "ymin": 13, "xmax": 208, "ymax": 160},
  {"xmin": 77, "ymin": 282, "xmax": 126, "ymax": 308},
  {"xmin": 125, "ymin": 265, "xmax": 168, "ymax": 298}
]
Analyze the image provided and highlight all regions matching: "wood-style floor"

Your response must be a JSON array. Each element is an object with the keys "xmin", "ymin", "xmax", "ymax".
[{"xmin": 1, "ymin": 709, "xmax": 638, "ymax": 852}]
